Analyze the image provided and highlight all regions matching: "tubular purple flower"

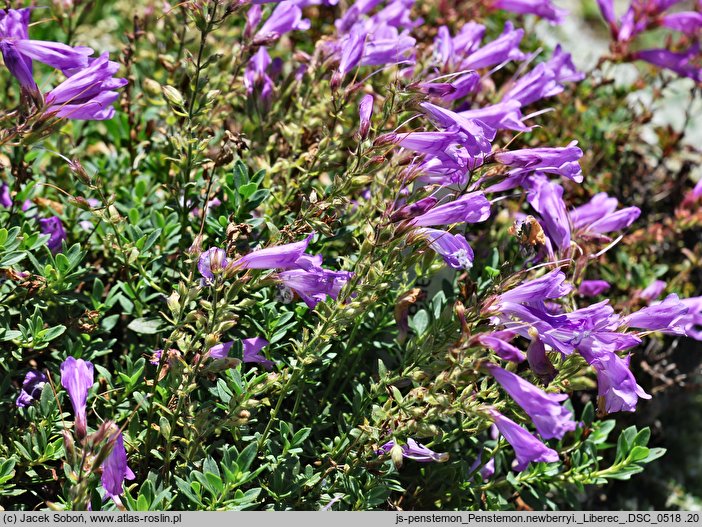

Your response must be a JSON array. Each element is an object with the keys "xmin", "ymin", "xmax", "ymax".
[
  {"xmin": 209, "ymin": 337, "xmax": 273, "ymax": 368},
  {"xmin": 595, "ymin": 0, "xmax": 617, "ymax": 26},
  {"xmin": 377, "ymin": 439, "xmax": 449, "ymax": 462},
  {"xmin": 16, "ymin": 370, "xmax": 48, "ymax": 408},
  {"xmin": 579, "ymin": 348, "xmax": 651, "ymax": 414},
  {"xmin": 233, "ymin": 232, "xmax": 315, "ymax": 270},
  {"xmin": 491, "ymin": 0, "xmax": 567, "ymax": 24},
  {"xmin": 0, "ymin": 182, "xmax": 12, "ymax": 208},
  {"xmin": 498, "ymin": 269, "xmax": 572, "ymax": 304},
  {"xmin": 101, "ymin": 431, "xmax": 135, "ymax": 500},
  {"xmin": 391, "ymin": 196, "xmax": 439, "ymax": 222},
  {"xmin": 485, "ymin": 363, "xmax": 576, "ymax": 439},
  {"xmin": 660, "ymin": 12, "xmax": 702, "ymax": 35},
  {"xmin": 494, "ymin": 141, "xmax": 583, "ymax": 182},
  {"xmin": 546, "ymin": 45, "xmax": 585, "ymax": 83},
  {"xmin": 372, "ymin": 0, "xmax": 421, "ymax": 30},
  {"xmin": 0, "ymin": 9, "xmax": 32, "ymax": 89},
  {"xmin": 526, "ymin": 175, "xmax": 570, "ymax": 252},
  {"xmin": 503, "ymin": 63, "xmax": 560, "ymax": 107},
  {"xmin": 462, "ymin": 22, "xmax": 525, "ymax": 69},
  {"xmin": 409, "ymin": 192, "xmax": 491, "ymax": 227},
  {"xmin": 578, "ymin": 280, "xmax": 611, "ymax": 297},
  {"xmin": 486, "ymin": 408, "xmax": 559, "ymax": 471},
  {"xmin": 361, "ymin": 29, "xmax": 416, "ymax": 67},
  {"xmin": 60, "ymin": 357, "xmax": 94, "ymax": 440},
  {"xmin": 243, "ymin": 337, "xmax": 273, "ymax": 369},
  {"xmin": 526, "ymin": 336, "xmax": 557, "ymax": 382},
  {"xmin": 639, "ymin": 280, "xmax": 666, "ymax": 302},
  {"xmin": 458, "ymin": 101, "xmax": 529, "ymax": 132},
  {"xmin": 477, "ymin": 331, "xmax": 526, "ymax": 363},
  {"xmin": 255, "ymin": 1, "xmax": 310, "ymax": 41},
  {"xmin": 421, "ymin": 102, "xmax": 496, "ymax": 143},
  {"xmin": 570, "ymin": 193, "xmax": 618, "ymax": 229},
  {"xmin": 623, "ymin": 294, "xmax": 688, "ymax": 333},
  {"xmin": 339, "ymin": 26, "xmax": 366, "ymax": 76},
  {"xmin": 0, "ymin": 8, "xmax": 92, "ymax": 89},
  {"xmin": 198, "ymin": 248, "xmax": 228, "ymax": 284},
  {"xmin": 634, "ymin": 47, "xmax": 702, "ymax": 82},
  {"xmin": 39, "ymin": 216, "xmax": 67, "ymax": 254},
  {"xmin": 469, "ymin": 450, "xmax": 495, "ymax": 480},
  {"xmin": 14, "ymin": 40, "xmax": 92, "ymax": 72},
  {"xmin": 415, "ymin": 228, "xmax": 475, "ymax": 270},
  {"xmin": 677, "ymin": 297, "xmax": 702, "ymax": 340},
  {"xmin": 244, "ymin": 47, "xmax": 275, "ymax": 104},
  {"xmin": 358, "ymin": 94, "xmax": 373, "ymax": 139},
  {"xmin": 278, "ymin": 268, "xmax": 353, "ymax": 308},
  {"xmin": 245, "ymin": 5, "xmax": 262, "ymax": 39},
  {"xmin": 44, "ymin": 52, "xmax": 127, "ymax": 121},
  {"xmin": 586, "ymin": 207, "xmax": 641, "ymax": 234}
]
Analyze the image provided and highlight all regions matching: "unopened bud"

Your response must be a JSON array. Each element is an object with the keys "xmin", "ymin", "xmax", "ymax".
[
  {"xmin": 390, "ymin": 443, "xmax": 404, "ymax": 469},
  {"xmin": 162, "ymin": 85, "xmax": 185, "ymax": 107}
]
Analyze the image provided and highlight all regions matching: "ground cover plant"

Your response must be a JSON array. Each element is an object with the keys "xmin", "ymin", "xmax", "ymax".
[{"xmin": 1, "ymin": 0, "xmax": 701, "ymax": 512}]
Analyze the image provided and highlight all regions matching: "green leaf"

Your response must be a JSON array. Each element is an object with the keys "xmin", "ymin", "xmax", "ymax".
[{"xmin": 127, "ymin": 318, "xmax": 162, "ymax": 334}]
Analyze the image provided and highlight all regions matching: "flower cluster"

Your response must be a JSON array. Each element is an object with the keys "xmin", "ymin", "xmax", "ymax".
[
  {"xmin": 596, "ymin": 0, "xmax": 702, "ymax": 81},
  {"xmin": 0, "ymin": 7, "xmax": 126, "ymax": 119}
]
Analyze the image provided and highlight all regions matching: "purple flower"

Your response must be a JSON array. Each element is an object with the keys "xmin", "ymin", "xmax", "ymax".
[
  {"xmin": 198, "ymin": 248, "xmax": 228, "ymax": 284},
  {"xmin": 233, "ymin": 232, "xmax": 314, "ymax": 270},
  {"xmin": 498, "ymin": 269, "xmax": 572, "ymax": 305},
  {"xmin": 623, "ymin": 294, "xmax": 688, "ymax": 333},
  {"xmin": 243, "ymin": 337, "xmax": 273, "ymax": 368},
  {"xmin": 486, "ymin": 408, "xmax": 559, "ymax": 471},
  {"xmin": 476, "ymin": 331, "xmax": 526, "ymax": 363},
  {"xmin": 244, "ymin": 47, "xmax": 275, "ymax": 104},
  {"xmin": 660, "ymin": 12, "xmax": 702, "ymax": 35},
  {"xmin": 1, "ymin": 182, "xmax": 13, "ymax": 208},
  {"xmin": 469, "ymin": 449, "xmax": 495, "ymax": 480},
  {"xmin": 526, "ymin": 175, "xmax": 570, "ymax": 252},
  {"xmin": 409, "ymin": 192, "xmax": 491, "ymax": 227},
  {"xmin": 0, "ymin": 8, "xmax": 92, "ymax": 90},
  {"xmin": 579, "ymin": 280, "xmax": 611, "ymax": 297},
  {"xmin": 634, "ymin": 47, "xmax": 702, "ymax": 82},
  {"xmin": 377, "ymin": 438, "xmax": 449, "ymax": 463},
  {"xmin": 43, "ymin": 52, "xmax": 127, "ymax": 120},
  {"xmin": 245, "ymin": 5, "xmax": 262, "ymax": 39},
  {"xmin": 678, "ymin": 297, "xmax": 702, "ymax": 340},
  {"xmin": 414, "ymin": 228, "xmax": 474, "ymax": 270},
  {"xmin": 485, "ymin": 363, "xmax": 576, "ymax": 439},
  {"xmin": 360, "ymin": 28, "xmax": 416, "ymax": 67},
  {"xmin": 338, "ymin": 26, "xmax": 366, "ymax": 76},
  {"xmin": 390, "ymin": 196, "xmax": 438, "ymax": 222},
  {"xmin": 255, "ymin": 1, "xmax": 310, "ymax": 42},
  {"xmin": 579, "ymin": 348, "xmax": 651, "ymax": 414},
  {"xmin": 39, "ymin": 216, "xmax": 67, "ymax": 254},
  {"xmin": 358, "ymin": 94, "xmax": 373, "ymax": 139},
  {"xmin": 278, "ymin": 268, "xmax": 353, "ymax": 308},
  {"xmin": 491, "ymin": 0, "xmax": 567, "ymax": 24},
  {"xmin": 526, "ymin": 336, "xmax": 557, "ymax": 382},
  {"xmin": 16, "ymin": 370, "xmax": 48, "ymax": 407},
  {"xmin": 458, "ymin": 101, "xmax": 529, "ymax": 132},
  {"xmin": 462, "ymin": 22, "xmax": 525, "ymax": 70},
  {"xmin": 639, "ymin": 280, "xmax": 666, "ymax": 302},
  {"xmin": 570, "ymin": 192, "xmax": 617, "ymax": 229},
  {"xmin": 595, "ymin": 0, "xmax": 617, "ymax": 27},
  {"xmin": 60, "ymin": 357, "xmax": 94, "ymax": 440},
  {"xmin": 101, "ymin": 431, "xmax": 135, "ymax": 500},
  {"xmin": 209, "ymin": 337, "xmax": 273, "ymax": 369},
  {"xmin": 421, "ymin": 102, "xmax": 496, "ymax": 149},
  {"xmin": 494, "ymin": 141, "xmax": 583, "ymax": 182}
]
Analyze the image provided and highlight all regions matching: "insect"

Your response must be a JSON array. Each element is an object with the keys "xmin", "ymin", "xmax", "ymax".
[{"xmin": 509, "ymin": 215, "xmax": 547, "ymax": 247}]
